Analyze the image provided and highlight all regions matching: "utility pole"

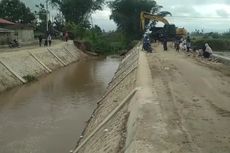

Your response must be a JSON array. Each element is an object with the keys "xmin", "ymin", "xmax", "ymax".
[{"xmin": 46, "ymin": 0, "xmax": 49, "ymax": 32}]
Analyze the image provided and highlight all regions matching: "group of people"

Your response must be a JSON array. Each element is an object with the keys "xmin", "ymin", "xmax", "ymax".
[
  {"xmin": 142, "ymin": 33, "xmax": 213, "ymax": 59},
  {"xmin": 38, "ymin": 32, "xmax": 69, "ymax": 47},
  {"xmin": 174, "ymin": 36, "xmax": 191, "ymax": 52},
  {"xmin": 38, "ymin": 34, "xmax": 52, "ymax": 47},
  {"xmin": 197, "ymin": 43, "xmax": 213, "ymax": 58},
  {"xmin": 174, "ymin": 36, "xmax": 213, "ymax": 59}
]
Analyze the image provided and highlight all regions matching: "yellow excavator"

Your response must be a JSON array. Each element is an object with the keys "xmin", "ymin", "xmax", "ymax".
[{"xmin": 140, "ymin": 11, "xmax": 187, "ymax": 39}]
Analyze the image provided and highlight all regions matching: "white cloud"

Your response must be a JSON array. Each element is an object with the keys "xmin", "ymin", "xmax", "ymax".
[
  {"xmin": 154, "ymin": 0, "xmax": 230, "ymax": 32},
  {"xmin": 216, "ymin": 9, "xmax": 230, "ymax": 17},
  {"xmin": 91, "ymin": 6, "xmax": 117, "ymax": 31},
  {"xmin": 19, "ymin": 0, "xmax": 230, "ymax": 32}
]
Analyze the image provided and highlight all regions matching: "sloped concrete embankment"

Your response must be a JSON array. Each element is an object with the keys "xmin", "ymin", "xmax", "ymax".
[
  {"xmin": 213, "ymin": 54, "xmax": 230, "ymax": 65},
  {"xmin": 72, "ymin": 44, "xmax": 158, "ymax": 153},
  {"xmin": 0, "ymin": 42, "xmax": 81, "ymax": 92},
  {"xmin": 71, "ymin": 45, "xmax": 139, "ymax": 153}
]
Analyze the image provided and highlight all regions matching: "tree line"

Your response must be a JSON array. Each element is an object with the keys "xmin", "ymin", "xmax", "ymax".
[{"xmin": 0, "ymin": 0, "xmax": 169, "ymax": 54}]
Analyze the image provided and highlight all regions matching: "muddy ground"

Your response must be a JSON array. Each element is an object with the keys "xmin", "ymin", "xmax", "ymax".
[{"xmin": 147, "ymin": 45, "xmax": 230, "ymax": 153}]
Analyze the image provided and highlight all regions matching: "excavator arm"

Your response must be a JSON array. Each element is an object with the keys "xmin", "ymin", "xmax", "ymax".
[{"xmin": 140, "ymin": 11, "xmax": 169, "ymax": 31}]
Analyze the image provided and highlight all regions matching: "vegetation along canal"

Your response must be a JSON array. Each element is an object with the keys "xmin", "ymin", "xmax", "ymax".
[{"xmin": 0, "ymin": 56, "xmax": 120, "ymax": 153}]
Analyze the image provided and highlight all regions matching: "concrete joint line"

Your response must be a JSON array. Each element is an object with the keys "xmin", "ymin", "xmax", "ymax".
[
  {"xmin": 47, "ymin": 48, "xmax": 67, "ymax": 66},
  {"xmin": 29, "ymin": 52, "xmax": 52, "ymax": 73},
  {"xmin": 0, "ymin": 59, "xmax": 26, "ymax": 84},
  {"xmin": 121, "ymin": 52, "xmax": 137, "ymax": 63},
  {"xmin": 107, "ymin": 65, "xmax": 138, "ymax": 91},
  {"xmin": 116, "ymin": 55, "xmax": 138, "ymax": 73},
  {"xmin": 73, "ymin": 88, "xmax": 139, "ymax": 153},
  {"xmin": 101, "ymin": 66, "xmax": 138, "ymax": 104},
  {"xmin": 112, "ymin": 63, "xmax": 138, "ymax": 84},
  {"xmin": 114, "ymin": 57, "xmax": 139, "ymax": 79},
  {"xmin": 120, "ymin": 53, "xmax": 138, "ymax": 68},
  {"xmin": 64, "ymin": 47, "xmax": 76, "ymax": 58}
]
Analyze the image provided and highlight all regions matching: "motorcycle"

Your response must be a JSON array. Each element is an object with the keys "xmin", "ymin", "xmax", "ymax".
[
  {"xmin": 143, "ymin": 42, "xmax": 153, "ymax": 53},
  {"xmin": 8, "ymin": 39, "xmax": 20, "ymax": 48}
]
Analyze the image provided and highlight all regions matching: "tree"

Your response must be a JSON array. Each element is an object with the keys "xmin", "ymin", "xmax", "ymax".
[
  {"xmin": 109, "ymin": 0, "xmax": 170, "ymax": 40},
  {"xmin": 0, "ymin": 0, "xmax": 35, "ymax": 24},
  {"xmin": 53, "ymin": 13, "xmax": 65, "ymax": 32},
  {"xmin": 49, "ymin": 0, "xmax": 104, "ymax": 24},
  {"xmin": 35, "ymin": 3, "xmax": 47, "ymax": 33}
]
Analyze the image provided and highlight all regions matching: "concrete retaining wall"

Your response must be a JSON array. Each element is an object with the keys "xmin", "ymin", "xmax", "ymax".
[
  {"xmin": 0, "ymin": 41, "xmax": 81, "ymax": 92},
  {"xmin": 213, "ymin": 54, "xmax": 230, "ymax": 65},
  {"xmin": 72, "ymin": 43, "xmax": 161, "ymax": 153},
  {"xmin": 71, "ymin": 44, "xmax": 140, "ymax": 153}
]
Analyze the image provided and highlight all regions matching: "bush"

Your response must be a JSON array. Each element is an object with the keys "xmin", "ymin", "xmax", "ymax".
[
  {"xmin": 23, "ymin": 75, "xmax": 37, "ymax": 82},
  {"xmin": 127, "ymin": 40, "xmax": 139, "ymax": 50},
  {"xmin": 70, "ymin": 23, "xmax": 138, "ymax": 55}
]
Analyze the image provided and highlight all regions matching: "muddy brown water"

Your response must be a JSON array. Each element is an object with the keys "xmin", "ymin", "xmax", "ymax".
[{"xmin": 0, "ymin": 57, "xmax": 120, "ymax": 153}]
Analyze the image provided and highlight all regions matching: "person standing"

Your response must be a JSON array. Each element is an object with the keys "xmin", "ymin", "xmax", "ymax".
[
  {"xmin": 64, "ymin": 32, "xmax": 69, "ymax": 42},
  {"xmin": 163, "ymin": 34, "xmax": 168, "ymax": 51},
  {"xmin": 47, "ymin": 34, "xmax": 52, "ymax": 46},
  {"xmin": 186, "ymin": 36, "xmax": 191, "ymax": 52},
  {"xmin": 38, "ymin": 35, "xmax": 43, "ymax": 47},
  {"xmin": 175, "ymin": 37, "xmax": 180, "ymax": 52}
]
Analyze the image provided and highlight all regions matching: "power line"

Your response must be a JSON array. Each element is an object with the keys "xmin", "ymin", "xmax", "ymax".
[{"xmin": 167, "ymin": 16, "xmax": 230, "ymax": 20}]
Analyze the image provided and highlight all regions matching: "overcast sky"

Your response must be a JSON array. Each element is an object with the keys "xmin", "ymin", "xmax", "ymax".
[{"xmin": 20, "ymin": 0, "xmax": 230, "ymax": 32}]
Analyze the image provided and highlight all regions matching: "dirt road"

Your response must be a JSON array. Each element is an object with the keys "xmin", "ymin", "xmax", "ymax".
[
  {"xmin": 0, "ymin": 40, "xmax": 62, "ymax": 53},
  {"xmin": 147, "ymin": 45, "xmax": 230, "ymax": 153}
]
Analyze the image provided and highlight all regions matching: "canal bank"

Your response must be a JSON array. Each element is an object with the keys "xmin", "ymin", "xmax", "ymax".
[
  {"xmin": 0, "ymin": 41, "xmax": 82, "ymax": 93},
  {"xmin": 1, "ymin": 42, "xmax": 175, "ymax": 153},
  {"xmin": 73, "ymin": 43, "xmax": 230, "ymax": 153},
  {"xmin": 72, "ymin": 44, "xmax": 140, "ymax": 153}
]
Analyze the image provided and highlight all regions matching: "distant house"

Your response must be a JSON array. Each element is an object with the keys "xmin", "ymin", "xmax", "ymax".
[
  {"xmin": 0, "ymin": 18, "xmax": 35, "ymax": 45},
  {"xmin": 0, "ymin": 28, "xmax": 13, "ymax": 45},
  {"xmin": 0, "ymin": 19, "xmax": 14, "ymax": 45},
  {"xmin": 6, "ymin": 24, "xmax": 35, "ymax": 43}
]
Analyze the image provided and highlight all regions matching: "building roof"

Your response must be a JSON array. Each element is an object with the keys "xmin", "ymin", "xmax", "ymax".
[
  {"xmin": 6, "ymin": 23, "xmax": 34, "ymax": 30},
  {"xmin": 0, "ymin": 18, "xmax": 15, "ymax": 25},
  {"xmin": 0, "ymin": 28, "xmax": 13, "ymax": 33}
]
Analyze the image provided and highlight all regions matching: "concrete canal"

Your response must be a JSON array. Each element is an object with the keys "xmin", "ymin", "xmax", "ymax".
[{"xmin": 0, "ymin": 56, "xmax": 120, "ymax": 153}]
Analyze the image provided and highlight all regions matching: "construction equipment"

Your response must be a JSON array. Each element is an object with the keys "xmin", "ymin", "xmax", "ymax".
[
  {"xmin": 140, "ymin": 11, "xmax": 187, "ymax": 40},
  {"xmin": 176, "ymin": 28, "xmax": 187, "ymax": 37}
]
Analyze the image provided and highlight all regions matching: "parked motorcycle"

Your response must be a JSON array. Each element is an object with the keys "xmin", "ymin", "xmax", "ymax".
[{"xmin": 8, "ymin": 39, "xmax": 20, "ymax": 48}]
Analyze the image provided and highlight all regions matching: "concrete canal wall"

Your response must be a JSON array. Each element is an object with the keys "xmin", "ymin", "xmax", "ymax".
[
  {"xmin": 0, "ymin": 41, "xmax": 82, "ymax": 92},
  {"xmin": 72, "ymin": 45, "xmax": 230, "ymax": 153},
  {"xmin": 72, "ymin": 44, "xmax": 155, "ymax": 153},
  {"xmin": 213, "ymin": 54, "xmax": 230, "ymax": 65}
]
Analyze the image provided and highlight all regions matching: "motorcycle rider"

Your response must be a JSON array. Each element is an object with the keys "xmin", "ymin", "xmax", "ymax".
[{"xmin": 143, "ymin": 34, "xmax": 152, "ymax": 53}]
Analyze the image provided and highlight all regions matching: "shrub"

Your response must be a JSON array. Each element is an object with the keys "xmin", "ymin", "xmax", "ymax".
[
  {"xmin": 23, "ymin": 75, "xmax": 37, "ymax": 82},
  {"xmin": 192, "ymin": 39, "xmax": 230, "ymax": 51}
]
